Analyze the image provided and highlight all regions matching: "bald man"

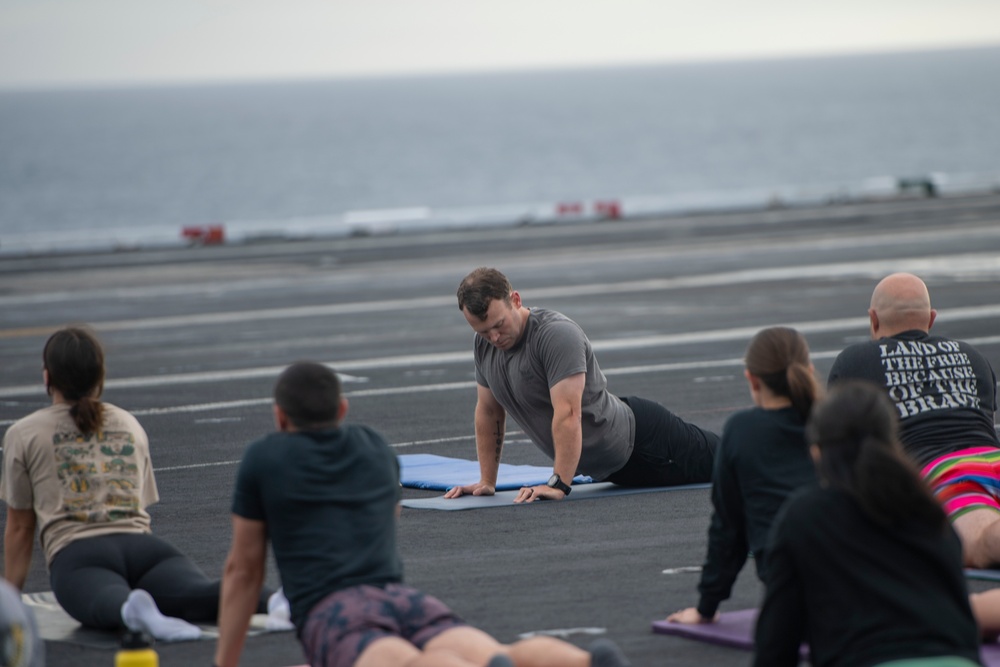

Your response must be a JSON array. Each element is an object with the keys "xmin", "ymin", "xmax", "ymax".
[{"xmin": 829, "ymin": 273, "xmax": 1000, "ymax": 567}]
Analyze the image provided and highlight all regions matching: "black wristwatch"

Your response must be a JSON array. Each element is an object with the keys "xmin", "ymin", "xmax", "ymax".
[{"xmin": 546, "ymin": 473, "xmax": 572, "ymax": 495}]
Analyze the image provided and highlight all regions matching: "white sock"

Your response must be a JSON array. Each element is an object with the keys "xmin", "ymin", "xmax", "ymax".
[
  {"xmin": 121, "ymin": 589, "xmax": 202, "ymax": 642},
  {"xmin": 265, "ymin": 588, "xmax": 294, "ymax": 631}
]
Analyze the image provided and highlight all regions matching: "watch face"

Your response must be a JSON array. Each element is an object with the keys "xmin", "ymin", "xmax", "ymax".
[{"xmin": 546, "ymin": 474, "xmax": 570, "ymax": 494}]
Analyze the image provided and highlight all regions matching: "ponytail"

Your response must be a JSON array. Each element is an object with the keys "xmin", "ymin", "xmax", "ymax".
[
  {"xmin": 809, "ymin": 381, "xmax": 947, "ymax": 531},
  {"xmin": 853, "ymin": 434, "xmax": 946, "ymax": 528},
  {"xmin": 785, "ymin": 361, "xmax": 818, "ymax": 420},
  {"xmin": 70, "ymin": 395, "xmax": 105, "ymax": 436}
]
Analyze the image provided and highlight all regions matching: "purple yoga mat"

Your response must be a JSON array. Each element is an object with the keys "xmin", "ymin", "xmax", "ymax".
[
  {"xmin": 652, "ymin": 609, "xmax": 807, "ymax": 658},
  {"xmin": 653, "ymin": 609, "xmax": 758, "ymax": 650},
  {"xmin": 653, "ymin": 610, "xmax": 1000, "ymax": 664}
]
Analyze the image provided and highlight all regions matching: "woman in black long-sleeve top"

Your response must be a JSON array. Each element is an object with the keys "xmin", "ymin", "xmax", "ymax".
[
  {"xmin": 667, "ymin": 326, "xmax": 819, "ymax": 624},
  {"xmin": 754, "ymin": 381, "xmax": 981, "ymax": 667}
]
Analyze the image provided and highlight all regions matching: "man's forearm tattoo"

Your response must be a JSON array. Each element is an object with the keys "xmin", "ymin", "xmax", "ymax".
[{"xmin": 494, "ymin": 421, "xmax": 502, "ymax": 463}]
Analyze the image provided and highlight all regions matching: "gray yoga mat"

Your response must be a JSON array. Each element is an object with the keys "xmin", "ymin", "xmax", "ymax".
[
  {"xmin": 401, "ymin": 481, "xmax": 711, "ymax": 511},
  {"xmin": 22, "ymin": 591, "xmax": 288, "ymax": 648},
  {"xmin": 398, "ymin": 453, "xmax": 592, "ymax": 490}
]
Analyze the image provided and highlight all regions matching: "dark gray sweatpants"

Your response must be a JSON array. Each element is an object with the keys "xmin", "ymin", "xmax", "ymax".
[{"xmin": 49, "ymin": 532, "xmax": 269, "ymax": 631}]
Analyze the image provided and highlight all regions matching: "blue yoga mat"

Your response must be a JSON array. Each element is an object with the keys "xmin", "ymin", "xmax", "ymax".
[{"xmin": 398, "ymin": 453, "xmax": 592, "ymax": 491}]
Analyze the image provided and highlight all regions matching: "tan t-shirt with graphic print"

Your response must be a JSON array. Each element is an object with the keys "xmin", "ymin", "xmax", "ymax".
[{"xmin": 1, "ymin": 403, "xmax": 158, "ymax": 566}]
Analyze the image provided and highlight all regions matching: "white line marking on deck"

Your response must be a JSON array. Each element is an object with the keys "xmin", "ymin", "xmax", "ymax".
[
  {"xmin": 3, "ymin": 251, "xmax": 1000, "ymax": 340},
  {"xmin": 3, "ymin": 307, "xmax": 999, "ymax": 403},
  {"xmin": 517, "ymin": 627, "xmax": 607, "ymax": 640},
  {"xmin": 1, "ymin": 330, "xmax": 999, "ymax": 426},
  {"xmin": 150, "ymin": 435, "xmax": 532, "ymax": 473}
]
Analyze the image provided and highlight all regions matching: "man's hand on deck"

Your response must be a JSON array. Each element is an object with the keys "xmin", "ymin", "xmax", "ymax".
[
  {"xmin": 444, "ymin": 481, "xmax": 496, "ymax": 498},
  {"xmin": 513, "ymin": 484, "xmax": 566, "ymax": 503}
]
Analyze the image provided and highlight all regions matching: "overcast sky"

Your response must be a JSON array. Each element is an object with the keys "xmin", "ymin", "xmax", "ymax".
[{"xmin": 2, "ymin": 0, "xmax": 1000, "ymax": 89}]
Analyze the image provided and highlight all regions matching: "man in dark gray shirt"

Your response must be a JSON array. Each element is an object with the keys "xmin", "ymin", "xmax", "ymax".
[
  {"xmin": 215, "ymin": 362, "xmax": 632, "ymax": 667},
  {"xmin": 829, "ymin": 272, "xmax": 1000, "ymax": 567},
  {"xmin": 445, "ymin": 267, "xmax": 718, "ymax": 504}
]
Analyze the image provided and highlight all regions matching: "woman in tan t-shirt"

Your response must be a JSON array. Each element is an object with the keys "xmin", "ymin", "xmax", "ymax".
[{"xmin": 1, "ymin": 326, "xmax": 275, "ymax": 641}]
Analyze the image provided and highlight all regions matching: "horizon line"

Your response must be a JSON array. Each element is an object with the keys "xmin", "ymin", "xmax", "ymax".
[{"xmin": 1, "ymin": 40, "xmax": 999, "ymax": 94}]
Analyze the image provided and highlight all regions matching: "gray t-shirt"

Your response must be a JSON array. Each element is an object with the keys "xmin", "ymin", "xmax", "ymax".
[{"xmin": 473, "ymin": 307, "xmax": 635, "ymax": 479}]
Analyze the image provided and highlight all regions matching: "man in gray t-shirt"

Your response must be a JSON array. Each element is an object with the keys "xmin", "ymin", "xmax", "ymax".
[{"xmin": 445, "ymin": 267, "xmax": 718, "ymax": 503}]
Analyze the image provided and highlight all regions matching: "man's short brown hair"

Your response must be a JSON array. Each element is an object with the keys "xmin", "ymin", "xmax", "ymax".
[{"xmin": 457, "ymin": 267, "xmax": 512, "ymax": 321}]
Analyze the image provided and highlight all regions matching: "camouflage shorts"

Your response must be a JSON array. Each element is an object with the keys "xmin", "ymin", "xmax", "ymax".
[{"xmin": 300, "ymin": 583, "xmax": 466, "ymax": 667}]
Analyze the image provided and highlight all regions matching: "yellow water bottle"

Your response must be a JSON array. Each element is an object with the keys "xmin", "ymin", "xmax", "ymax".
[{"xmin": 115, "ymin": 631, "xmax": 158, "ymax": 667}]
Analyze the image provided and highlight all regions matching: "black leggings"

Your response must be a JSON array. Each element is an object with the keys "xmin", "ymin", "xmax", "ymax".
[
  {"xmin": 607, "ymin": 396, "xmax": 719, "ymax": 487},
  {"xmin": 49, "ymin": 532, "xmax": 269, "ymax": 631}
]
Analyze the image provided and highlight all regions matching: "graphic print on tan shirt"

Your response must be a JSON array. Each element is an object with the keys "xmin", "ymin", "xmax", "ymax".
[{"xmin": 53, "ymin": 429, "xmax": 143, "ymax": 524}]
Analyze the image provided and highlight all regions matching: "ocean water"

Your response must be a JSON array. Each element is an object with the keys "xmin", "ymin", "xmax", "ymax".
[{"xmin": 1, "ymin": 46, "xmax": 999, "ymax": 249}]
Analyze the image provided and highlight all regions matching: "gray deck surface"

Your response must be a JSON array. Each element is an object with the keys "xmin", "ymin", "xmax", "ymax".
[{"xmin": 3, "ymin": 193, "xmax": 1000, "ymax": 666}]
